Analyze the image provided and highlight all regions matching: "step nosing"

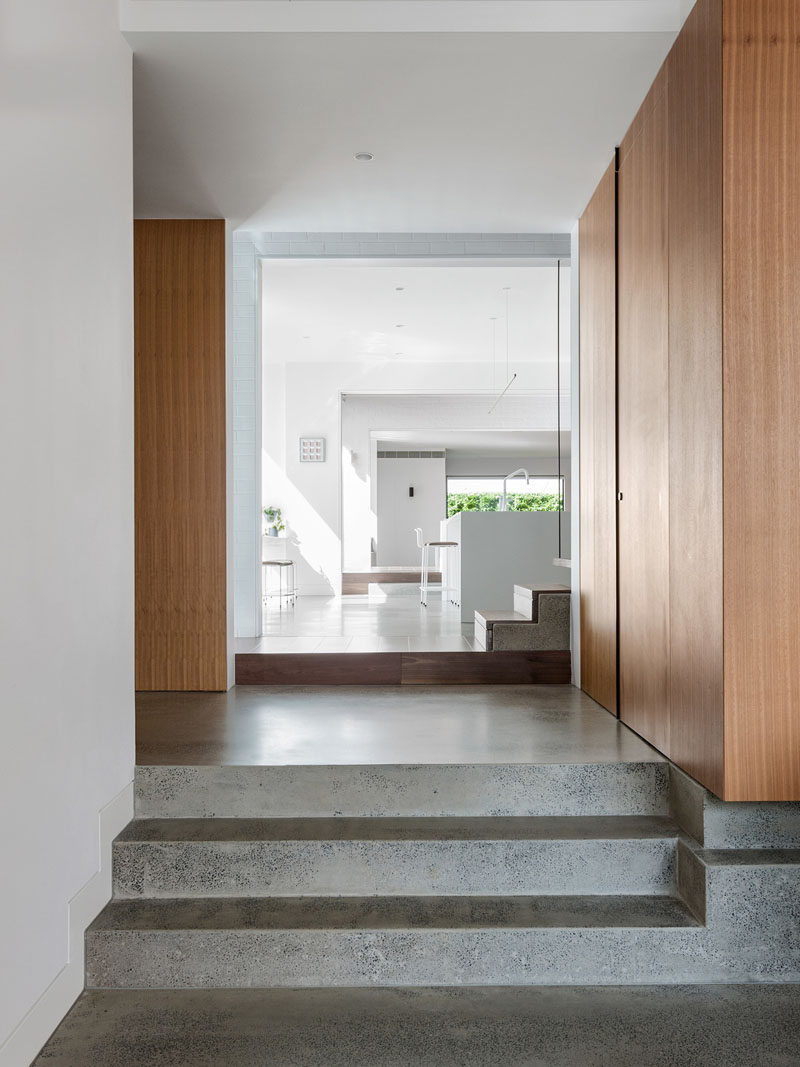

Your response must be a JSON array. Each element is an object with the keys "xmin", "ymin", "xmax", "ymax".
[
  {"xmin": 117, "ymin": 815, "xmax": 679, "ymax": 844},
  {"xmin": 699, "ymin": 848, "xmax": 800, "ymax": 867},
  {"xmin": 135, "ymin": 761, "xmax": 666, "ymax": 770},
  {"xmin": 89, "ymin": 894, "xmax": 699, "ymax": 932}
]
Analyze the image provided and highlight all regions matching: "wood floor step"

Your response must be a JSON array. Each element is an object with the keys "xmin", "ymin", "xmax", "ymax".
[
  {"xmin": 235, "ymin": 650, "xmax": 571, "ymax": 685},
  {"xmin": 342, "ymin": 571, "xmax": 440, "ymax": 594}
]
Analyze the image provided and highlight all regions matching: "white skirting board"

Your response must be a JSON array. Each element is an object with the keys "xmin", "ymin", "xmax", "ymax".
[{"xmin": 0, "ymin": 780, "xmax": 134, "ymax": 1067}]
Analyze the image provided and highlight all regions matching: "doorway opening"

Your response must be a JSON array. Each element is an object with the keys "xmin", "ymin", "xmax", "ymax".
[{"xmin": 240, "ymin": 257, "xmax": 571, "ymax": 661}]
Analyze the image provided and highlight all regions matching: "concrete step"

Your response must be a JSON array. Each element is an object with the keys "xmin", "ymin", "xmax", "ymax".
[
  {"xmin": 86, "ymin": 893, "xmax": 700, "ymax": 989},
  {"xmin": 135, "ymin": 762, "xmax": 669, "ymax": 819},
  {"xmin": 512, "ymin": 584, "xmax": 570, "ymax": 620},
  {"xmin": 473, "ymin": 591, "xmax": 570, "ymax": 651},
  {"xmin": 677, "ymin": 838, "xmax": 800, "ymax": 924},
  {"xmin": 473, "ymin": 610, "xmax": 529, "ymax": 650},
  {"xmin": 112, "ymin": 816, "xmax": 679, "ymax": 898},
  {"xmin": 670, "ymin": 764, "xmax": 800, "ymax": 848}
]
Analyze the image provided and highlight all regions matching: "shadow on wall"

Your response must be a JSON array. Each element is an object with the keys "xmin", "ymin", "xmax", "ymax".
[
  {"xmin": 342, "ymin": 442, "xmax": 377, "ymax": 572},
  {"xmin": 261, "ymin": 452, "xmax": 339, "ymax": 595}
]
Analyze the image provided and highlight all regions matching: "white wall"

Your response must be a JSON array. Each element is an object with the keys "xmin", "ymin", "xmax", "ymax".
[
  {"xmin": 377, "ymin": 456, "xmax": 446, "ymax": 566},
  {"xmin": 341, "ymin": 390, "xmax": 566, "ymax": 573},
  {"xmin": 263, "ymin": 354, "xmax": 567, "ymax": 592},
  {"xmin": 569, "ymin": 222, "xmax": 581, "ymax": 682},
  {"xmin": 0, "ymin": 1, "xmax": 134, "ymax": 1061}
]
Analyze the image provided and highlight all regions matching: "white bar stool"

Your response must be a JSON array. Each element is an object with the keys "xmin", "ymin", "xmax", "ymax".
[
  {"xmin": 414, "ymin": 528, "xmax": 459, "ymax": 607},
  {"xmin": 262, "ymin": 559, "xmax": 296, "ymax": 610}
]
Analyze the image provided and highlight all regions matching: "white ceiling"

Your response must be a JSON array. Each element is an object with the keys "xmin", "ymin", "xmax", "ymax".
[
  {"xmin": 376, "ymin": 427, "xmax": 571, "ymax": 459},
  {"xmin": 129, "ymin": 28, "xmax": 676, "ymax": 230},
  {"xmin": 262, "ymin": 261, "xmax": 569, "ymax": 364},
  {"xmin": 122, "ymin": 2, "xmax": 690, "ymax": 36}
]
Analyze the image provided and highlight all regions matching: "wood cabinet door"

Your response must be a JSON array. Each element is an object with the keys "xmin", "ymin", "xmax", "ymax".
[
  {"xmin": 579, "ymin": 161, "xmax": 618, "ymax": 714},
  {"xmin": 667, "ymin": 0, "xmax": 724, "ymax": 795},
  {"xmin": 617, "ymin": 73, "xmax": 671, "ymax": 754}
]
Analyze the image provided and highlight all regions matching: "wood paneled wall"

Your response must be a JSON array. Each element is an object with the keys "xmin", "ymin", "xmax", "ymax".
[
  {"xmin": 579, "ymin": 0, "xmax": 800, "ymax": 799},
  {"xmin": 722, "ymin": 0, "xmax": 800, "ymax": 800},
  {"xmin": 578, "ymin": 161, "xmax": 617, "ymax": 714},
  {"xmin": 617, "ymin": 68, "xmax": 671, "ymax": 756},
  {"xmin": 667, "ymin": 0, "xmax": 724, "ymax": 796},
  {"xmin": 134, "ymin": 220, "xmax": 228, "ymax": 691}
]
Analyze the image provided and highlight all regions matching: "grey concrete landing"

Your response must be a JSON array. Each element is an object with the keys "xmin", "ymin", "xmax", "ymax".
[
  {"xmin": 135, "ymin": 685, "xmax": 662, "ymax": 766},
  {"xmin": 34, "ymin": 986, "xmax": 800, "ymax": 1066}
]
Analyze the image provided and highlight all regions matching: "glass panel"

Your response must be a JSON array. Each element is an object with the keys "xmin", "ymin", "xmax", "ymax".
[{"xmin": 446, "ymin": 476, "xmax": 564, "ymax": 517}]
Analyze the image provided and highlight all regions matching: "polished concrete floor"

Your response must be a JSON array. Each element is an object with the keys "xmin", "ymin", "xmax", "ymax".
[
  {"xmin": 136, "ymin": 685, "xmax": 661, "ymax": 766},
  {"xmin": 236, "ymin": 594, "xmax": 475, "ymax": 654},
  {"xmin": 34, "ymin": 986, "xmax": 800, "ymax": 1066}
]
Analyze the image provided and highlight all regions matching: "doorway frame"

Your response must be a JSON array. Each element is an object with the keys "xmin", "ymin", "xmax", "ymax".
[{"xmin": 229, "ymin": 234, "xmax": 573, "ymax": 658}]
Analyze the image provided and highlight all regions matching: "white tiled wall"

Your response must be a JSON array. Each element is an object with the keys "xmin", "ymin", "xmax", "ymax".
[
  {"xmin": 232, "ymin": 231, "xmax": 571, "ymax": 637},
  {"xmin": 250, "ymin": 231, "xmax": 570, "ymax": 259},
  {"xmin": 232, "ymin": 233, "xmax": 261, "ymax": 637}
]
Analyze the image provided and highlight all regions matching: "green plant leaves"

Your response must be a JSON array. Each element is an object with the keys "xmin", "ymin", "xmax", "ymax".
[{"xmin": 446, "ymin": 493, "xmax": 561, "ymax": 517}]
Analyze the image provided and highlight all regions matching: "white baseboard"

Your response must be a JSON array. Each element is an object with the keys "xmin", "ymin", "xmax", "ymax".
[{"xmin": 0, "ymin": 780, "xmax": 134, "ymax": 1067}]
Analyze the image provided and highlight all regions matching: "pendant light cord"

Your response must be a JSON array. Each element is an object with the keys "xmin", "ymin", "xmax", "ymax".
[
  {"xmin": 491, "ymin": 317, "xmax": 497, "ymax": 394},
  {"xmin": 505, "ymin": 287, "xmax": 510, "ymax": 383}
]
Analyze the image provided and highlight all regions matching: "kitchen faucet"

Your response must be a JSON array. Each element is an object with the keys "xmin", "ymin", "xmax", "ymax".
[{"xmin": 500, "ymin": 468, "xmax": 529, "ymax": 511}]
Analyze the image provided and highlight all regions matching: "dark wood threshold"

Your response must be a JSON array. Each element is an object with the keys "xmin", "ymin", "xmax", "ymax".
[
  {"xmin": 342, "ymin": 571, "xmax": 440, "ymax": 595},
  {"xmin": 235, "ymin": 650, "xmax": 571, "ymax": 685}
]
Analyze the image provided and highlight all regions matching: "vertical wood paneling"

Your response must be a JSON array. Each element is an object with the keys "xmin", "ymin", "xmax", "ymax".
[
  {"xmin": 722, "ymin": 0, "xmax": 800, "ymax": 799},
  {"xmin": 667, "ymin": 0, "xmax": 724, "ymax": 796},
  {"xmin": 579, "ymin": 160, "xmax": 618, "ymax": 713},
  {"xmin": 135, "ymin": 220, "xmax": 228, "ymax": 691},
  {"xmin": 617, "ymin": 69, "xmax": 671, "ymax": 754}
]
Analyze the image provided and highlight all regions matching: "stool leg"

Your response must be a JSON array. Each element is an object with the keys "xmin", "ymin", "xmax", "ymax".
[{"xmin": 420, "ymin": 544, "xmax": 427, "ymax": 606}]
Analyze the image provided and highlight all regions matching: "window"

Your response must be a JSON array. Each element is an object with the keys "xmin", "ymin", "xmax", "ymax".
[{"xmin": 446, "ymin": 476, "xmax": 563, "ymax": 517}]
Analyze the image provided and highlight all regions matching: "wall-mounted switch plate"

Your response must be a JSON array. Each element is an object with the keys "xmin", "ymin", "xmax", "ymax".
[{"xmin": 299, "ymin": 437, "xmax": 326, "ymax": 463}]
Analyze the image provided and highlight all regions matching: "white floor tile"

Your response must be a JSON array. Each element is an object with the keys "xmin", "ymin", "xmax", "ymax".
[{"xmin": 258, "ymin": 594, "xmax": 467, "ymax": 652}]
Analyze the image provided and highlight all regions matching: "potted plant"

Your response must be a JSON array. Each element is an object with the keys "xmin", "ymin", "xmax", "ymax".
[{"xmin": 263, "ymin": 506, "xmax": 285, "ymax": 537}]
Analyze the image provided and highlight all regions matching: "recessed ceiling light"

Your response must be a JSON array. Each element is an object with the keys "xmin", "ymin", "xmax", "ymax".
[{"xmin": 354, "ymin": 152, "xmax": 373, "ymax": 162}]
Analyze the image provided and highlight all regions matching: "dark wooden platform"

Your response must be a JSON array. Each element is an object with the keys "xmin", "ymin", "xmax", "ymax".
[
  {"xmin": 342, "ymin": 571, "xmax": 440, "ymax": 595},
  {"xmin": 235, "ymin": 650, "xmax": 571, "ymax": 686}
]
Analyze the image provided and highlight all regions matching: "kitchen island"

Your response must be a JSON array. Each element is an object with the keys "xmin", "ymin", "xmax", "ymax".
[{"xmin": 439, "ymin": 510, "xmax": 570, "ymax": 623}]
